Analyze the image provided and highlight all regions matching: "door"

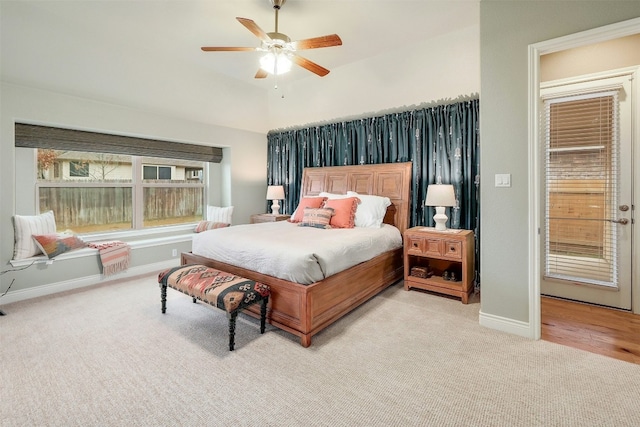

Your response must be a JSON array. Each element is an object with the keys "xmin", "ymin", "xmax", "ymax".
[{"xmin": 540, "ymin": 72, "xmax": 634, "ymax": 310}]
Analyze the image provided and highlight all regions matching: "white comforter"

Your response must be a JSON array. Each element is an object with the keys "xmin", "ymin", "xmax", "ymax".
[{"xmin": 191, "ymin": 221, "xmax": 402, "ymax": 284}]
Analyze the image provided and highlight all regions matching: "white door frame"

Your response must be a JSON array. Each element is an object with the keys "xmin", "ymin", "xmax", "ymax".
[{"xmin": 528, "ymin": 17, "xmax": 640, "ymax": 340}]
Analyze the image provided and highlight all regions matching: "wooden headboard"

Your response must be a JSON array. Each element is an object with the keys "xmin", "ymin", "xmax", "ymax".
[{"xmin": 300, "ymin": 162, "xmax": 412, "ymax": 235}]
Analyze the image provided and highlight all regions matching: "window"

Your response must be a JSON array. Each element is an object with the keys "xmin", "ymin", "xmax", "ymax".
[
  {"xmin": 17, "ymin": 124, "xmax": 222, "ymax": 234},
  {"xmin": 543, "ymin": 90, "xmax": 619, "ymax": 287},
  {"xmin": 143, "ymin": 165, "xmax": 172, "ymax": 180},
  {"xmin": 36, "ymin": 150, "xmax": 205, "ymax": 234},
  {"xmin": 69, "ymin": 161, "xmax": 89, "ymax": 177}
]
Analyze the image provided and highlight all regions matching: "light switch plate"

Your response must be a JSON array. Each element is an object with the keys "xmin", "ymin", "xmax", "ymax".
[{"xmin": 495, "ymin": 173, "xmax": 511, "ymax": 187}]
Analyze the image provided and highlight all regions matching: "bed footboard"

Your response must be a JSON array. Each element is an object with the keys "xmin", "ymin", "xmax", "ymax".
[{"xmin": 181, "ymin": 249, "xmax": 402, "ymax": 347}]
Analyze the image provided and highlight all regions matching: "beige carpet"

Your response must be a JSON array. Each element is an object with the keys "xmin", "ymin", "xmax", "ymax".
[{"xmin": 1, "ymin": 274, "xmax": 639, "ymax": 426}]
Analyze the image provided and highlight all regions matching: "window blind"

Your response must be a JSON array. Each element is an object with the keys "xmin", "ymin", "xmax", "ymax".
[
  {"xmin": 15, "ymin": 123, "xmax": 223, "ymax": 163},
  {"xmin": 543, "ymin": 90, "xmax": 619, "ymax": 288}
]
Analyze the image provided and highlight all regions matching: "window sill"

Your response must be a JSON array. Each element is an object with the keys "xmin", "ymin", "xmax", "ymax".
[
  {"xmin": 80, "ymin": 223, "xmax": 196, "ymax": 242},
  {"xmin": 9, "ymin": 230, "xmax": 194, "ymax": 267}
]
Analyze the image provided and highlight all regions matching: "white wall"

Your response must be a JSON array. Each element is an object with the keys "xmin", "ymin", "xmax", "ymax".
[{"xmin": 268, "ymin": 25, "xmax": 480, "ymax": 130}]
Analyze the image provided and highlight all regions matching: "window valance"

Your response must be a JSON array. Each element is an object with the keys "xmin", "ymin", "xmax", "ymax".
[{"xmin": 15, "ymin": 123, "xmax": 223, "ymax": 163}]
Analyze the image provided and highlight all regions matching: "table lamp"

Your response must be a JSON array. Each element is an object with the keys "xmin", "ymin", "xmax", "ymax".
[
  {"xmin": 425, "ymin": 184, "xmax": 456, "ymax": 231},
  {"xmin": 266, "ymin": 185, "xmax": 285, "ymax": 215}
]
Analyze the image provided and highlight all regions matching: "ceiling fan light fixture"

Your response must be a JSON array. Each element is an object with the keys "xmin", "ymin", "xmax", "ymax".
[
  {"xmin": 200, "ymin": 0, "xmax": 341, "ymax": 78},
  {"xmin": 259, "ymin": 51, "xmax": 292, "ymax": 75}
]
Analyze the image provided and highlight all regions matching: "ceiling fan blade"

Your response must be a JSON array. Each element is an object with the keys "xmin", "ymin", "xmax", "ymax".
[
  {"xmin": 291, "ymin": 54, "xmax": 330, "ymax": 77},
  {"xmin": 292, "ymin": 34, "xmax": 343, "ymax": 50},
  {"xmin": 201, "ymin": 47, "xmax": 257, "ymax": 52},
  {"xmin": 255, "ymin": 69, "xmax": 268, "ymax": 79},
  {"xmin": 236, "ymin": 17, "xmax": 272, "ymax": 43}
]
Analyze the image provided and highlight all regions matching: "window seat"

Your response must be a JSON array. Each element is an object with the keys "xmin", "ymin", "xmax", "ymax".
[{"xmin": 10, "ymin": 230, "xmax": 194, "ymax": 268}]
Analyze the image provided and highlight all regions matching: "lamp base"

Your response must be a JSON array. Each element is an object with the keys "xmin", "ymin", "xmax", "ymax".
[
  {"xmin": 270, "ymin": 200, "xmax": 281, "ymax": 215},
  {"xmin": 433, "ymin": 206, "xmax": 448, "ymax": 231}
]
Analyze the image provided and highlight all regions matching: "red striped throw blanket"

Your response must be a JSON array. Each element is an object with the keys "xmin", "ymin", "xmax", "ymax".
[{"xmin": 88, "ymin": 241, "xmax": 131, "ymax": 276}]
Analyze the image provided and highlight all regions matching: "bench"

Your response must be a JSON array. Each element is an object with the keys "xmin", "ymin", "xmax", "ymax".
[{"xmin": 157, "ymin": 264, "xmax": 270, "ymax": 351}]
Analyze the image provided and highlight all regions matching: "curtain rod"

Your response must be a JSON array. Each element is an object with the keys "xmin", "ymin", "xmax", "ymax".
[{"xmin": 268, "ymin": 93, "xmax": 479, "ymax": 134}]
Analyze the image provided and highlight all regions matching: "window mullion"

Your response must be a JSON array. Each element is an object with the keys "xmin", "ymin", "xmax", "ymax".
[{"xmin": 132, "ymin": 156, "xmax": 144, "ymax": 230}]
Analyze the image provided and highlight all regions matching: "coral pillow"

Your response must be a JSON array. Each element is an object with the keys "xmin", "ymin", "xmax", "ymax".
[
  {"xmin": 289, "ymin": 197, "xmax": 327, "ymax": 223},
  {"xmin": 194, "ymin": 221, "xmax": 230, "ymax": 233},
  {"xmin": 298, "ymin": 207, "xmax": 334, "ymax": 229},
  {"xmin": 32, "ymin": 233, "xmax": 87, "ymax": 259},
  {"xmin": 322, "ymin": 197, "xmax": 360, "ymax": 228}
]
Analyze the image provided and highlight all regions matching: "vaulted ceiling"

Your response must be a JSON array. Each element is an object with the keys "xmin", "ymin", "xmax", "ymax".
[{"xmin": 1, "ymin": 1, "xmax": 479, "ymax": 133}]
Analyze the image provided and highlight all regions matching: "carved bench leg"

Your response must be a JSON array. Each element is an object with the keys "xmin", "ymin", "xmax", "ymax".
[
  {"xmin": 160, "ymin": 284, "xmax": 167, "ymax": 314},
  {"xmin": 260, "ymin": 297, "xmax": 268, "ymax": 334},
  {"xmin": 228, "ymin": 311, "xmax": 238, "ymax": 351}
]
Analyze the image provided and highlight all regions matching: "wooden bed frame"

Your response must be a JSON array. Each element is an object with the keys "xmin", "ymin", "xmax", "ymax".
[{"xmin": 182, "ymin": 162, "xmax": 412, "ymax": 347}]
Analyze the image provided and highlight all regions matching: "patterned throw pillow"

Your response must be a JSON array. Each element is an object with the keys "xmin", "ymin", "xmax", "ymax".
[
  {"xmin": 289, "ymin": 197, "xmax": 327, "ymax": 223},
  {"xmin": 298, "ymin": 207, "xmax": 334, "ymax": 229},
  {"xmin": 12, "ymin": 210, "xmax": 57, "ymax": 259},
  {"xmin": 322, "ymin": 197, "xmax": 360, "ymax": 228},
  {"xmin": 32, "ymin": 233, "xmax": 87, "ymax": 259},
  {"xmin": 194, "ymin": 221, "xmax": 230, "ymax": 233}
]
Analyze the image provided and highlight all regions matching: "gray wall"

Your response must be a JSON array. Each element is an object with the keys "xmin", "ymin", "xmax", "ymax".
[
  {"xmin": 0, "ymin": 83, "xmax": 267, "ymax": 301},
  {"xmin": 479, "ymin": 1, "xmax": 640, "ymax": 328}
]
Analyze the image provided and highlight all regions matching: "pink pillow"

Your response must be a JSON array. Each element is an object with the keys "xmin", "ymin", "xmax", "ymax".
[
  {"xmin": 289, "ymin": 197, "xmax": 327, "ymax": 223},
  {"xmin": 194, "ymin": 221, "xmax": 230, "ymax": 233},
  {"xmin": 322, "ymin": 197, "xmax": 360, "ymax": 228}
]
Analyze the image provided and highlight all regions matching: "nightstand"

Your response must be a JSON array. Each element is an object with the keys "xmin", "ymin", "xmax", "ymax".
[
  {"xmin": 250, "ymin": 214, "xmax": 291, "ymax": 224},
  {"xmin": 403, "ymin": 227, "xmax": 475, "ymax": 304}
]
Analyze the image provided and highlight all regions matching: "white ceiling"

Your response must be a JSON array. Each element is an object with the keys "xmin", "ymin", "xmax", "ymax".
[{"xmin": 1, "ymin": 0, "xmax": 479, "ymax": 132}]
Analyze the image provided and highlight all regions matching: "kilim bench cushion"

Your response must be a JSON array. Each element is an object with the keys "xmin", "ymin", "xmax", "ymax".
[{"xmin": 158, "ymin": 264, "xmax": 270, "ymax": 351}]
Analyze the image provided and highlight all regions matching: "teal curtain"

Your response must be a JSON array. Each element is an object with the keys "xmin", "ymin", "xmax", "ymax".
[{"xmin": 267, "ymin": 98, "xmax": 480, "ymax": 284}]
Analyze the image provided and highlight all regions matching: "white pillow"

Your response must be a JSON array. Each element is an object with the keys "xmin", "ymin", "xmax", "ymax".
[
  {"xmin": 206, "ymin": 206, "xmax": 234, "ymax": 224},
  {"xmin": 319, "ymin": 192, "xmax": 350, "ymax": 199},
  {"xmin": 347, "ymin": 191, "xmax": 391, "ymax": 228},
  {"xmin": 13, "ymin": 210, "xmax": 57, "ymax": 259}
]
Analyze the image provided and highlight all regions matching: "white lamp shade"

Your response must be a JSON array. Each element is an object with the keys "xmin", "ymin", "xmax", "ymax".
[
  {"xmin": 425, "ymin": 184, "xmax": 456, "ymax": 207},
  {"xmin": 266, "ymin": 185, "xmax": 285, "ymax": 200}
]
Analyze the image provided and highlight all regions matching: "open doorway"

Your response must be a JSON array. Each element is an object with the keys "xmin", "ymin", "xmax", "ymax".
[
  {"xmin": 528, "ymin": 18, "xmax": 640, "ymax": 351},
  {"xmin": 539, "ymin": 43, "xmax": 638, "ymax": 310}
]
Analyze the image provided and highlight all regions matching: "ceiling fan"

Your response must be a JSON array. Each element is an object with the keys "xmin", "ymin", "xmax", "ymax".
[{"xmin": 201, "ymin": 0, "xmax": 342, "ymax": 78}]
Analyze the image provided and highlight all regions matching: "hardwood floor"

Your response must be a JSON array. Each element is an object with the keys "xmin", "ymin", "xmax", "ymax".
[{"xmin": 541, "ymin": 296, "xmax": 640, "ymax": 365}]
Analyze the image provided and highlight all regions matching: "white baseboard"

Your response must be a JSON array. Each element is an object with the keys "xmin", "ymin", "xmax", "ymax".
[
  {"xmin": 0, "ymin": 259, "xmax": 179, "ymax": 305},
  {"xmin": 479, "ymin": 310, "xmax": 536, "ymax": 339}
]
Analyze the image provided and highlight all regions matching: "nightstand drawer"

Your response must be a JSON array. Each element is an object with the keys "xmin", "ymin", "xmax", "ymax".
[
  {"xmin": 424, "ymin": 238, "xmax": 443, "ymax": 257},
  {"xmin": 443, "ymin": 240, "xmax": 462, "ymax": 260},
  {"xmin": 406, "ymin": 236, "xmax": 425, "ymax": 255}
]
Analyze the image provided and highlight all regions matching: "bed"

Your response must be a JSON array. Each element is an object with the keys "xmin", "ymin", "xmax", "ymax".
[{"xmin": 182, "ymin": 162, "xmax": 412, "ymax": 347}]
